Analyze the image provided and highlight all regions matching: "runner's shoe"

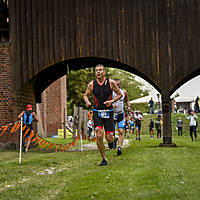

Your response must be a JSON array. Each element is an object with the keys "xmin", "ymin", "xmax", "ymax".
[
  {"xmin": 117, "ymin": 147, "xmax": 122, "ymax": 156},
  {"xmin": 24, "ymin": 148, "xmax": 28, "ymax": 153},
  {"xmin": 108, "ymin": 141, "xmax": 114, "ymax": 149},
  {"xmin": 113, "ymin": 137, "xmax": 118, "ymax": 149},
  {"xmin": 99, "ymin": 159, "xmax": 107, "ymax": 166}
]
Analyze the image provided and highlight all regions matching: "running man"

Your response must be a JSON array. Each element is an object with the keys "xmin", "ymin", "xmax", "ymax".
[
  {"xmin": 84, "ymin": 64, "xmax": 122, "ymax": 166},
  {"xmin": 112, "ymin": 78, "xmax": 132, "ymax": 156},
  {"xmin": 18, "ymin": 104, "xmax": 39, "ymax": 153}
]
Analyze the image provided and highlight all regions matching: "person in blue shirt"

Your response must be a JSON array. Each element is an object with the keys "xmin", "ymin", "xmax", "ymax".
[
  {"xmin": 18, "ymin": 104, "xmax": 39, "ymax": 153},
  {"xmin": 149, "ymin": 118, "xmax": 154, "ymax": 138},
  {"xmin": 129, "ymin": 117, "xmax": 135, "ymax": 137},
  {"xmin": 149, "ymin": 98, "xmax": 154, "ymax": 114}
]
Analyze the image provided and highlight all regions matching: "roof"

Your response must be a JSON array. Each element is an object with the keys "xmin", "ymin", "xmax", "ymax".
[{"xmin": 130, "ymin": 95, "xmax": 160, "ymax": 104}]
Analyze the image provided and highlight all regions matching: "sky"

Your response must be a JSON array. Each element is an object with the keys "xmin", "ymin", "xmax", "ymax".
[{"xmin": 135, "ymin": 75, "xmax": 200, "ymax": 101}]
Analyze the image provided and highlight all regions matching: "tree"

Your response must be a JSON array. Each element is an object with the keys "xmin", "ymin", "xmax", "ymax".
[{"xmin": 106, "ymin": 68, "xmax": 149, "ymax": 100}]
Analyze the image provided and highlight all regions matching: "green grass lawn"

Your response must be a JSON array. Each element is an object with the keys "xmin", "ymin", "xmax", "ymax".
[{"xmin": 0, "ymin": 113, "xmax": 200, "ymax": 200}]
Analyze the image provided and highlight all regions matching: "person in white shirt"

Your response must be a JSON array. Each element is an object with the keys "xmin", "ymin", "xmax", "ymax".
[
  {"xmin": 134, "ymin": 111, "xmax": 143, "ymax": 141},
  {"xmin": 186, "ymin": 111, "xmax": 198, "ymax": 141}
]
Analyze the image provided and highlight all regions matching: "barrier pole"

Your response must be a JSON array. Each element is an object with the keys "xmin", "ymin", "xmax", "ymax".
[
  {"xmin": 80, "ymin": 132, "xmax": 83, "ymax": 152},
  {"xmin": 19, "ymin": 117, "xmax": 23, "ymax": 164}
]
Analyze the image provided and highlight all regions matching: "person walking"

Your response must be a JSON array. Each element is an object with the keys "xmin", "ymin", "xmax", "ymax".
[
  {"xmin": 112, "ymin": 78, "xmax": 132, "ymax": 156},
  {"xmin": 18, "ymin": 104, "xmax": 39, "ymax": 153},
  {"xmin": 84, "ymin": 64, "xmax": 122, "ymax": 166},
  {"xmin": 177, "ymin": 117, "xmax": 183, "ymax": 136},
  {"xmin": 186, "ymin": 111, "xmax": 198, "ymax": 141}
]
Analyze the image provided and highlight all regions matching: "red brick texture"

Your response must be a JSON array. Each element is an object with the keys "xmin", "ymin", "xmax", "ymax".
[
  {"xmin": 37, "ymin": 76, "xmax": 67, "ymax": 137},
  {"xmin": 0, "ymin": 42, "xmax": 36, "ymax": 143}
]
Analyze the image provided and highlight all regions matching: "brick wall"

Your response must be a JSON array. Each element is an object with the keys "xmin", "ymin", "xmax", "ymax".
[
  {"xmin": 0, "ymin": 42, "xmax": 36, "ymax": 144},
  {"xmin": 37, "ymin": 76, "xmax": 67, "ymax": 137}
]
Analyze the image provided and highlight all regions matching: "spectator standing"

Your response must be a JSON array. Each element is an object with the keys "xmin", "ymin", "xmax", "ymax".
[
  {"xmin": 149, "ymin": 118, "xmax": 154, "ymax": 138},
  {"xmin": 155, "ymin": 118, "xmax": 162, "ymax": 138},
  {"xmin": 149, "ymin": 98, "xmax": 154, "ymax": 114},
  {"xmin": 177, "ymin": 117, "xmax": 183, "ymax": 136},
  {"xmin": 195, "ymin": 96, "xmax": 200, "ymax": 113},
  {"xmin": 134, "ymin": 111, "xmax": 143, "ymax": 141},
  {"xmin": 186, "ymin": 111, "xmax": 198, "ymax": 141},
  {"xmin": 87, "ymin": 118, "xmax": 93, "ymax": 139}
]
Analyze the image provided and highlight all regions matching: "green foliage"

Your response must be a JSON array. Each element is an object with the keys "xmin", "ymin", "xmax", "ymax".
[
  {"xmin": 106, "ymin": 68, "xmax": 149, "ymax": 100},
  {"xmin": 67, "ymin": 68, "xmax": 95, "ymax": 115},
  {"xmin": 130, "ymin": 103, "xmax": 149, "ymax": 113}
]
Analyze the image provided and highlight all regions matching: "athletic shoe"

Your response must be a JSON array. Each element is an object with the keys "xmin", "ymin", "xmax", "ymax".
[
  {"xmin": 117, "ymin": 147, "xmax": 122, "ymax": 156},
  {"xmin": 99, "ymin": 159, "xmax": 107, "ymax": 166},
  {"xmin": 108, "ymin": 141, "xmax": 114, "ymax": 149},
  {"xmin": 24, "ymin": 148, "xmax": 28, "ymax": 153},
  {"xmin": 113, "ymin": 137, "xmax": 118, "ymax": 149}
]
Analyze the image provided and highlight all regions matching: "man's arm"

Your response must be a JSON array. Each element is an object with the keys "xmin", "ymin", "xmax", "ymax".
[
  {"xmin": 124, "ymin": 89, "xmax": 132, "ymax": 112},
  {"xmin": 84, "ymin": 81, "xmax": 93, "ymax": 107},
  {"xmin": 33, "ymin": 112, "xmax": 39, "ymax": 122},
  {"xmin": 18, "ymin": 111, "xmax": 24, "ymax": 120},
  {"xmin": 104, "ymin": 79, "xmax": 122, "ymax": 107}
]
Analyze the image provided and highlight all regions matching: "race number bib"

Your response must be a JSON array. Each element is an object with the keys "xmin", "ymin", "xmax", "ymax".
[
  {"xmin": 114, "ymin": 113, "xmax": 118, "ymax": 120},
  {"xmin": 98, "ymin": 110, "xmax": 110, "ymax": 118}
]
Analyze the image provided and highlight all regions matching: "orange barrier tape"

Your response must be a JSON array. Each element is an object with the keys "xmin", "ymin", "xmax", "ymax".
[
  {"xmin": 22, "ymin": 125, "xmax": 27, "ymax": 131},
  {"xmin": 10, "ymin": 123, "xmax": 17, "ymax": 134},
  {"xmin": 28, "ymin": 131, "xmax": 35, "ymax": 143},
  {"xmin": 38, "ymin": 139, "xmax": 45, "ymax": 147},
  {"xmin": 41, "ymin": 141, "xmax": 48, "ymax": 148},
  {"xmin": 47, "ymin": 142, "xmax": 52, "ymax": 150},
  {"xmin": 0, "ymin": 125, "xmax": 9, "ymax": 137},
  {"xmin": 23, "ymin": 128, "xmax": 30, "ymax": 139},
  {"xmin": 31, "ymin": 136, "xmax": 39, "ymax": 143},
  {"xmin": 34, "ymin": 138, "xmax": 42, "ymax": 146},
  {"xmin": 49, "ymin": 143, "xmax": 55, "ymax": 151},
  {"xmin": 59, "ymin": 145, "xmax": 62, "ymax": 152},
  {"xmin": 56, "ymin": 144, "xmax": 58, "ymax": 152},
  {"xmin": 14, "ymin": 121, "xmax": 21, "ymax": 133}
]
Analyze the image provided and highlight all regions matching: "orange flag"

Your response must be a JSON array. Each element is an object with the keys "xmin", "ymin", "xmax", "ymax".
[{"xmin": 38, "ymin": 139, "xmax": 44, "ymax": 147}]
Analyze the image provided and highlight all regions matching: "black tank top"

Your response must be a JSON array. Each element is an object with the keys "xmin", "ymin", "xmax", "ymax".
[{"xmin": 93, "ymin": 78, "xmax": 113, "ymax": 110}]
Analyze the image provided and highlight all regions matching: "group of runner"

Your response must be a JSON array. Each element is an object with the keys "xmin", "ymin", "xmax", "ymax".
[{"xmin": 84, "ymin": 64, "xmax": 143, "ymax": 166}]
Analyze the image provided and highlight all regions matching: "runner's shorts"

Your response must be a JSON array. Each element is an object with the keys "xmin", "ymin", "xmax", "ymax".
[
  {"xmin": 93, "ymin": 111, "xmax": 114, "ymax": 132},
  {"xmin": 114, "ymin": 112, "xmax": 125, "ymax": 129}
]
